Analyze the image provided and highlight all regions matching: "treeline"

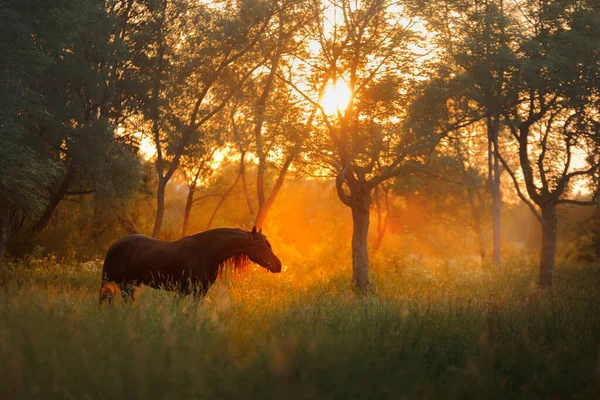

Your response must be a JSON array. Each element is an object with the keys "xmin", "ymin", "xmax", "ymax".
[{"xmin": 1, "ymin": 0, "xmax": 599, "ymax": 288}]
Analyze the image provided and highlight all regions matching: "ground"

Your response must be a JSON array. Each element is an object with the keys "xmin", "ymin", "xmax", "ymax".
[{"xmin": 0, "ymin": 255, "xmax": 599, "ymax": 399}]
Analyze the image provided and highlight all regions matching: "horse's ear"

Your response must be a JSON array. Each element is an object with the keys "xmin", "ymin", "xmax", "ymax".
[
  {"xmin": 251, "ymin": 226, "xmax": 257, "ymax": 236},
  {"xmin": 258, "ymin": 228, "xmax": 263, "ymax": 235}
]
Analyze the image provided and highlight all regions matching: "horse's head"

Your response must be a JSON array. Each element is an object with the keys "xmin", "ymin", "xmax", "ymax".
[{"xmin": 248, "ymin": 226, "xmax": 282, "ymax": 273}]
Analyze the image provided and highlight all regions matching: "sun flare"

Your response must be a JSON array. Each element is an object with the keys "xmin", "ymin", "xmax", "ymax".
[{"xmin": 321, "ymin": 78, "xmax": 351, "ymax": 115}]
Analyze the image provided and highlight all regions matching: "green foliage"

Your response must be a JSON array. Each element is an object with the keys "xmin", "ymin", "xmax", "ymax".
[
  {"xmin": 0, "ymin": 0, "xmax": 84, "ymax": 214},
  {"xmin": 0, "ymin": 136, "xmax": 59, "ymax": 215},
  {"xmin": 0, "ymin": 258, "xmax": 599, "ymax": 399},
  {"xmin": 0, "ymin": 0, "xmax": 144, "ymax": 253}
]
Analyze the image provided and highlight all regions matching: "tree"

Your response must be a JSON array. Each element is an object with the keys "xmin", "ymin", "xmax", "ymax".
[
  {"xmin": 248, "ymin": 0, "xmax": 313, "ymax": 228},
  {"xmin": 0, "ymin": 0, "xmax": 76, "ymax": 260},
  {"xmin": 125, "ymin": 0, "xmax": 274, "ymax": 238},
  {"xmin": 423, "ymin": 130, "xmax": 493, "ymax": 262},
  {"xmin": 0, "ymin": 0, "xmax": 142, "ymax": 260},
  {"xmin": 497, "ymin": 0, "xmax": 600, "ymax": 287},
  {"xmin": 419, "ymin": 0, "xmax": 517, "ymax": 268},
  {"xmin": 179, "ymin": 136, "xmax": 221, "ymax": 237},
  {"xmin": 284, "ymin": 0, "xmax": 435, "ymax": 289},
  {"xmin": 30, "ymin": 1, "xmax": 142, "ymax": 233}
]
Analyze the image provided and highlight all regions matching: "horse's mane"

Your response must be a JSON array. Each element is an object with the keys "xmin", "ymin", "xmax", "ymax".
[
  {"xmin": 218, "ymin": 253, "xmax": 250, "ymax": 277},
  {"xmin": 189, "ymin": 227, "xmax": 253, "ymax": 277}
]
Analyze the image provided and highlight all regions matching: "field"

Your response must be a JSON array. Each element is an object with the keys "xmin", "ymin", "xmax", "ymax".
[{"xmin": 1, "ymin": 255, "xmax": 599, "ymax": 400}]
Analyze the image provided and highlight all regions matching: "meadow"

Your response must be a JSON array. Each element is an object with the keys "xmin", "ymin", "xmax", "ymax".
[{"xmin": 1, "ymin": 252, "xmax": 599, "ymax": 400}]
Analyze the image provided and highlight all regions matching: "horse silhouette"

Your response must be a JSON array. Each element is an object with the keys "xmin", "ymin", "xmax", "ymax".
[{"xmin": 99, "ymin": 227, "xmax": 281, "ymax": 303}]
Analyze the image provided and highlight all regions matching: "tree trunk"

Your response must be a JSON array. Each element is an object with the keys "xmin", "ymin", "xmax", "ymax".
[
  {"xmin": 351, "ymin": 204, "xmax": 370, "ymax": 290},
  {"xmin": 473, "ymin": 212, "xmax": 487, "ymax": 263},
  {"xmin": 373, "ymin": 186, "xmax": 388, "ymax": 253},
  {"xmin": 350, "ymin": 181, "xmax": 371, "ymax": 290},
  {"xmin": 594, "ymin": 199, "xmax": 600, "ymax": 262},
  {"xmin": 491, "ymin": 183, "xmax": 502, "ymax": 267},
  {"xmin": 150, "ymin": 1, "xmax": 167, "ymax": 239},
  {"xmin": 207, "ymin": 170, "xmax": 241, "ymax": 229},
  {"xmin": 256, "ymin": 159, "xmax": 266, "ymax": 210},
  {"xmin": 32, "ymin": 166, "xmax": 74, "ymax": 232},
  {"xmin": 539, "ymin": 204, "xmax": 558, "ymax": 288},
  {"xmin": 466, "ymin": 184, "xmax": 487, "ymax": 263},
  {"xmin": 254, "ymin": 52, "xmax": 281, "ymax": 212},
  {"xmin": 254, "ymin": 203, "xmax": 269, "ymax": 230},
  {"xmin": 0, "ymin": 204, "xmax": 8, "ymax": 263},
  {"xmin": 181, "ymin": 184, "xmax": 195, "ymax": 237},
  {"xmin": 253, "ymin": 155, "xmax": 294, "ymax": 229},
  {"xmin": 152, "ymin": 179, "xmax": 166, "ymax": 238},
  {"xmin": 488, "ymin": 115, "xmax": 502, "ymax": 268},
  {"xmin": 239, "ymin": 152, "xmax": 254, "ymax": 216}
]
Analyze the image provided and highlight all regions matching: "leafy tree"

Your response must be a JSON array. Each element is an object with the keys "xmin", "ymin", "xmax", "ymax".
[
  {"xmin": 179, "ymin": 124, "xmax": 224, "ymax": 237},
  {"xmin": 406, "ymin": 125, "xmax": 493, "ymax": 263},
  {"xmin": 125, "ymin": 0, "xmax": 274, "ymax": 238},
  {"xmin": 0, "ymin": 1, "xmax": 71, "ymax": 260},
  {"xmin": 0, "ymin": 0, "xmax": 142, "ymax": 260},
  {"xmin": 496, "ymin": 0, "xmax": 600, "ymax": 287},
  {"xmin": 283, "ymin": 0, "xmax": 436, "ymax": 289},
  {"xmin": 30, "ymin": 1, "xmax": 142, "ymax": 233},
  {"xmin": 248, "ymin": 0, "xmax": 313, "ymax": 228},
  {"xmin": 418, "ymin": 0, "xmax": 517, "ymax": 268}
]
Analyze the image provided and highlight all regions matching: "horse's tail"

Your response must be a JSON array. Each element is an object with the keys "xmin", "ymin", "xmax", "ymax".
[{"xmin": 99, "ymin": 281, "xmax": 121, "ymax": 305}]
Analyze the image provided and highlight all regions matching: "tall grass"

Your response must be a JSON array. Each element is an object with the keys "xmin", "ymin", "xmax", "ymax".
[{"xmin": 1, "ymin": 255, "xmax": 599, "ymax": 399}]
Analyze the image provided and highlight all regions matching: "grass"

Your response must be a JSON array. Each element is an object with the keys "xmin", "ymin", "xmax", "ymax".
[{"xmin": 0, "ymin": 255, "xmax": 599, "ymax": 399}]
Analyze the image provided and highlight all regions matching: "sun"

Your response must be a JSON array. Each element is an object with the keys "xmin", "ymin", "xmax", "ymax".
[{"xmin": 321, "ymin": 78, "xmax": 351, "ymax": 115}]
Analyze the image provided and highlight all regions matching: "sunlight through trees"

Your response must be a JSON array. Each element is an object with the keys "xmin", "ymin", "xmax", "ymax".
[{"xmin": 1, "ymin": 0, "xmax": 599, "ymax": 289}]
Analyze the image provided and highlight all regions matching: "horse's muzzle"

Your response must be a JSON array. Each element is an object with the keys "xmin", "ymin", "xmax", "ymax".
[{"xmin": 270, "ymin": 259, "xmax": 282, "ymax": 273}]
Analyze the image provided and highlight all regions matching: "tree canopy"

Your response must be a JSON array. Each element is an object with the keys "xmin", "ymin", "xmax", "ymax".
[{"xmin": 1, "ymin": 0, "xmax": 599, "ymax": 288}]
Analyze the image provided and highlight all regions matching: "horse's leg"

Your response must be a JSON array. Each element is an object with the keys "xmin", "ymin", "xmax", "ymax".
[
  {"xmin": 176, "ymin": 276, "xmax": 208, "ymax": 300},
  {"xmin": 176, "ymin": 277, "xmax": 195, "ymax": 299},
  {"xmin": 191, "ymin": 270, "xmax": 217, "ymax": 299},
  {"xmin": 191, "ymin": 279, "xmax": 211, "ymax": 299},
  {"xmin": 119, "ymin": 281, "xmax": 137, "ymax": 303},
  {"xmin": 99, "ymin": 282, "xmax": 120, "ymax": 305},
  {"xmin": 192, "ymin": 288, "xmax": 209, "ymax": 301}
]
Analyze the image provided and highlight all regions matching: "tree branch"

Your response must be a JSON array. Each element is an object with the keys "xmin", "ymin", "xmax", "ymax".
[
  {"xmin": 65, "ymin": 189, "xmax": 95, "ymax": 196},
  {"xmin": 496, "ymin": 148, "xmax": 543, "ymax": 225},
  {"xmin": 335, "ymin": 164, "xmax": 352, "ymax": 207},
  {"xmin": 557, "ymin": 198, "xmax": 597, "ymax": 206}
]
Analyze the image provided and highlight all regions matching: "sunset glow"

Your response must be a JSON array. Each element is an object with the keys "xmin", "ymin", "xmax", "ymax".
[
  {"xmin": 4, "ymin": 1, "xmax": 600, "ymax": 396},
  {"xmin": 321, "ymin": 78, "xmax": 351, "ymax": 115}
]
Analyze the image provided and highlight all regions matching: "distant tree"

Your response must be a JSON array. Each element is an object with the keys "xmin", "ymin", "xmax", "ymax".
[
  {"xmin": 372, "ymin": 184, "xmax": 391, "ymax": 253},
  {"xmin": 248, "ymin": 0, "xmax": 312, "ymax": 229},
  {"xmin": 179, "ymin": 122, "xmax": 224, "ymax": 237},
  {"xmin": 420, "ymin": 130, "xmax": 492, "ymax": 262},
  {"xmin": 125, "ymin": 0, "xmax": 274, "ymax": 238},
  {"xmin": 418, "ymin": 0, "xmax": 516, "ymax": 268},
  {"xmin": 227, "ymin": 94, "xmax": 256, "ymax": 217},
  {"xmin": 496, "ymin": 0, "xmax": 600, "ymax": 287}
]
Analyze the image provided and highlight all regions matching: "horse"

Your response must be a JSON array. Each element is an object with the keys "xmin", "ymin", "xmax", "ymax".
[{"xmin": 99, "ymin": 226, "xmax": 281, "ymax": 303}]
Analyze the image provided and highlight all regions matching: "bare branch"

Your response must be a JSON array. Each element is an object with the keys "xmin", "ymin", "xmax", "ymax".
[
  {"xmin": 496, "ymin": 148, "xmax": 543, "ymax": 225},
  {"xmin": 557, "ymin": 198, "xmax": 597, "ymax": 206},
  {"xmin": 191, "ymin": 193, "xmax": 229, "ymax": 205},
  {"xmin": 65, "ymin": 189, "xmax": 95, "ymax": 196},
  {"xmin": 335, "ymin": 163, "xmax": 352, "ymax": 207}
]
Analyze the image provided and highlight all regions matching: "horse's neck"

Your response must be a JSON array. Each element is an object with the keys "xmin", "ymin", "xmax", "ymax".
[{"xmin": 195, "ymin": 231, "xmax": 250, "ymax": 266}]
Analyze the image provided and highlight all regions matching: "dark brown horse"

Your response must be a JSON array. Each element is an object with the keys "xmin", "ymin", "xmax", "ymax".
[{"xmin": 99, "ymin": 227, "xmax": 281, "ymax": 303}]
